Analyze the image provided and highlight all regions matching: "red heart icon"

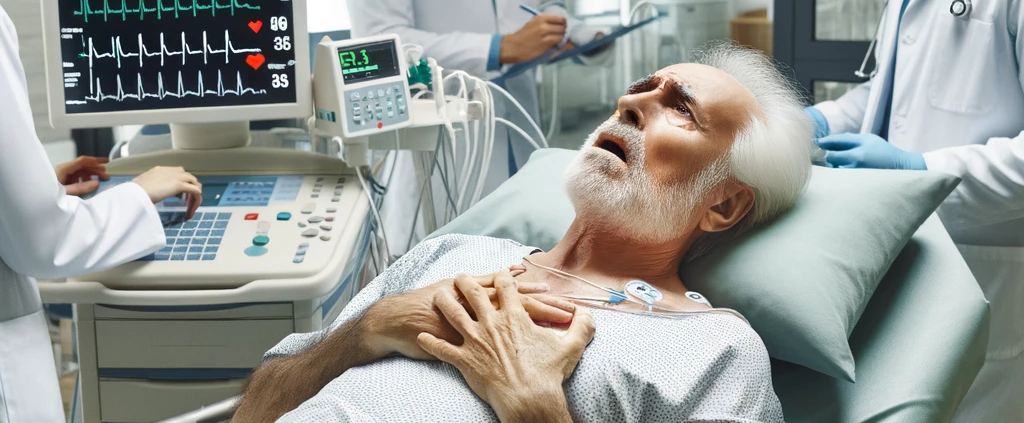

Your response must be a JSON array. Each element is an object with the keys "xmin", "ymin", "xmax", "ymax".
[
  {"xmin": 248, "ymin": 20, "xmax": 262, "ymax": 33},
  {"xmin": 245, "ymin": 54, "xmax": 265, "ymax": 70}
]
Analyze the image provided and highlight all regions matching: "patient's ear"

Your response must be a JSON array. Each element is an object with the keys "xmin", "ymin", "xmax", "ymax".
[{"xmin": 698, "ymin": 182, "xmax": 754, "ymax": 233}]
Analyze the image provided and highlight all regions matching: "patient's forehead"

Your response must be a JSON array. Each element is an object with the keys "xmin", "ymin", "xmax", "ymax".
[{"xmin": 659, "ymin": 63, "xmax": 759, "ymax": 134}]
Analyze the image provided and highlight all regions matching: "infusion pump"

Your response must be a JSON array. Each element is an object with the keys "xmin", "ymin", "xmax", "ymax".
[{"xmin": 313, "ymin": 34, "xmax": 413, "ymax": 138}]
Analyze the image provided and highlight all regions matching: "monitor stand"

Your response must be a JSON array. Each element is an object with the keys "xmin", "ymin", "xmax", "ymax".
[{"xmin": 170, "ymin": 121, "xmax": 251, "ymax": 150}]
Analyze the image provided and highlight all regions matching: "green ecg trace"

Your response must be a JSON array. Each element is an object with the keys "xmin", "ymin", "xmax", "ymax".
[{"xmin": 73, "ymin": 0, "xmax": 261, "ymax": 22}]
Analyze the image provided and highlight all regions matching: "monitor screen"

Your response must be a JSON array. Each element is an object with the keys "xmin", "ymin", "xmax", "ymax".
[
  {"xmin": 338, "ymin": 40, "xmax": 399, "ymax": 83},
  {"xmin": 56, "ymin": 0, "xmax": 299, "ymax": 114}
]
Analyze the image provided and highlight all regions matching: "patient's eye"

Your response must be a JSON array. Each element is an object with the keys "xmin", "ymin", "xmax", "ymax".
[{"xmin": 674, "ymin": 104, "xmax": 692, "ymax": 117}]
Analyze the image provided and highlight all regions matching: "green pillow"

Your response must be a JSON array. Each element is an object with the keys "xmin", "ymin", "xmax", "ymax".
[{"xmin": 429, "ymin": 148, "xmax": 959, "ymax": 381}]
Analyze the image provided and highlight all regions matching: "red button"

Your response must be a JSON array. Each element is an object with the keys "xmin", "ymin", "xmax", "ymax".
[
  {"xmin": 377, "ymin": 122, "xmax": 383, "ymax": 129},
  {"xmin": 244, "ymin": 213, "xmax": 259, "ymax": 220}
]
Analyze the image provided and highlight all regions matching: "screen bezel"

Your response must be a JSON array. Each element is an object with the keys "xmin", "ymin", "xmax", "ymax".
[
  {"xmin": 40, "ymin": 0, "xmax": 313, "ymax": 128},
  {"xmin": 337, "ymin": 40, "xmax": 401, "ymax": 84}
]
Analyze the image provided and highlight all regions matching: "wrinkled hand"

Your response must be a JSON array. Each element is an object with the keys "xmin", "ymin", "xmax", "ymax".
[
  {"xmin": 368, "ymin": 272, "xmax": 577, "ymax": 361},
  {"xmin": 417, "ymin": 270, "xmax": 595, "ymax": 422},
  {"xmin": 132, "ymin": 166, "xmax": 203, "ymax": 219},
  {"xmin": 500, "ymin": 14, "xmax": 566, "ymax": 64},
  {"xmin": 817, "ymin": 133, "xmax": 927, "ymax": 170},
  {"xmin": 56, "ymin": 156, "xmax": 110, "ymax": 196}
]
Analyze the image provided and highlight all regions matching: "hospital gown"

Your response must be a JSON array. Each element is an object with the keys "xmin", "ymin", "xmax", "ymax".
[{"xmin": 267, "ymin": 234, "xmax": 784, "ymax": 422}]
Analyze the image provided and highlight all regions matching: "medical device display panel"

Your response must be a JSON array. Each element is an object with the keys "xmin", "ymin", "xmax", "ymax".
[
  {"xmin": 312, "ymin": 34, "xmax": 412, "ymax": 138},
  {"xmin": 55, "ymin": 0, "xmax": 299, "ymax": 114},
  {"xmin": 339, "ymin": 40, "xmax": 400, "ymax": 83},
  {"xmin": 85, "ymin": 173, "xmax": 364, "ymax": 289}
]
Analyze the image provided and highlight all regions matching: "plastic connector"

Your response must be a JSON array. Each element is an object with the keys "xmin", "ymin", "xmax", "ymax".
[
  {"xmin": 407, "ymin": 58, "xmax": 433, "ymax": 91},
  {"xmin": 339, "ymin": 136, "xmax": 371, "ymax": 168}
]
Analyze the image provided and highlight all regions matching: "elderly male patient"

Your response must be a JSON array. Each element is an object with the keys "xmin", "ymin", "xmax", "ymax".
[{"xmin": 234, "ymin": 43, "xmax": 811, "ymax": 423}]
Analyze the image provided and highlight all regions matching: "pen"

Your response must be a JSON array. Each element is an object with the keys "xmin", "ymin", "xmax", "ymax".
[{"xmin": 519, "ymin": 4, "xmax": 540, "ymax": 15}]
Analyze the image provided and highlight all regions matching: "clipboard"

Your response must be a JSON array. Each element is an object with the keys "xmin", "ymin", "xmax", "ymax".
[{"xmin": 493, "ymin": 15, "xmax": 660, "ymax": 84}]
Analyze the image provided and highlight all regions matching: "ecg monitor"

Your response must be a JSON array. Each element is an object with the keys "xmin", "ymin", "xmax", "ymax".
[
  {"xmin": 313, "ymin": 34, "xmax": 412, "ymax": 138},
  {"xmin": 40, "ymin": 0, "xmax": 312, "ymax": 130}
]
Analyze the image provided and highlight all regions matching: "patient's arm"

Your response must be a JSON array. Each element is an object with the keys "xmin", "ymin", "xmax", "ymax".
[
  {"xmin": 418, "ymin": 271, "xmax": 596, "ymax": 423},
  {"xmin": 233, "ymin": 274, "xmax": 575, "ymax": 422}
]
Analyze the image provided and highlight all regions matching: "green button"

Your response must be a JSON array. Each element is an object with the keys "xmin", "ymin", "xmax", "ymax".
[
  {"xmin": 252, "ymin": 235, "xmax": 270, "ymax": 246},
  {"xmin": 277, "ymin": 212, "xmax": 291, "ymax": 221}
]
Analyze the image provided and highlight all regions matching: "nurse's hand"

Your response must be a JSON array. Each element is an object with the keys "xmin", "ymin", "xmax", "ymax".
[
  {"xmin": 132, "ymin": 166, "xmax": 204, "ymax": 219},
  {"xmin": 500, "ymin": 14, "xmax": 566, "ymax": 64},
  {"xmin": 817, "ymin": 133, "xmax": 927, "ymax": 170},
  {"xmin": 366, "ymin": 272, "xmax": 576, "ymax": 361},
  {"xmin": 417, "ymin": 272, "xmax": 594, "ymax": 423},
  {"xmin": 56, "ymin": 156, "xmax": 110, "ymax": 196}
]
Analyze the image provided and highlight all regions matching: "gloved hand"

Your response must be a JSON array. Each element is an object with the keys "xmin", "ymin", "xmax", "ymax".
[
  {"xmin": 816, "ymin": 133, "xmax": 927, "ymax": 170},
  {"xmin": 804, "ymin": 106, "xmax": 830, "ymax": 139}
]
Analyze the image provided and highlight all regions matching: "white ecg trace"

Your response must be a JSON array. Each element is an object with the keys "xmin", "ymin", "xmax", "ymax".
[
  {"xmin": 68, "ymin": 69, "xmax": 267, "ymax": 103},
  {"xmin": 84, "ymin": 30, "xmax": 262, "ymax": 68}
]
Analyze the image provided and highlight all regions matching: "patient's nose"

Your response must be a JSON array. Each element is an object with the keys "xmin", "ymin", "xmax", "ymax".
[{"xmin": 617, "ymin": 96, "xmax": 645, "ymax": 130}]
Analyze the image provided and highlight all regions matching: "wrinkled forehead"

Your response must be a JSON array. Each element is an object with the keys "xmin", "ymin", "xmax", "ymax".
[{"xmin": 658, "ymin": 63, "xmax": 760, "ymax": 134}]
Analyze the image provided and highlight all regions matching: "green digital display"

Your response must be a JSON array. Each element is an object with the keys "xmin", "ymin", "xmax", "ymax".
[{"xmin": 338, "ymin": 41, "xmax": 399, "ymax": 83}]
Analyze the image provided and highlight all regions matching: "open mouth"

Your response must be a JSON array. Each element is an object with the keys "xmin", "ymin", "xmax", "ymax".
[{"xmin": 594, "ymin": 133, "xmax": 628, "ymax": 164}]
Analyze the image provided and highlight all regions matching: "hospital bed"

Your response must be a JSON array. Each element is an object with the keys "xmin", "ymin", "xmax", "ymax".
[{"xmin": 160, "ymin": 212, "xmax": 987, "ymax": 423}]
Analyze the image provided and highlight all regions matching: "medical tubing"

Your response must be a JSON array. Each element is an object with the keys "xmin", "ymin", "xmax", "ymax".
[
  {"xmin": 357, "ymin": 167, "xmax": 392, "ymax": 267},
  {"xmin": 628, "ymin": 1, "xmax": 658, "ymax": 24},
  {"xmin": 485, "ymin": 80, "xmax": 549, "ymax": 148},
  {"xmin": 495, "ymin": 118, "xmax": 542, "ymax": 150}
]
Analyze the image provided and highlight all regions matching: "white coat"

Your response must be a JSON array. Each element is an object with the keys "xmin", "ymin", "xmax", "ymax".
[
  {"xmin": 0, "ymin": 7, "xmax": 166, "ymax": 422},
  {"xmin": 812, "ymin": 0, "xmax": 1024, "ymax": 420},
  {"xmin": 346, "ymin": 0, "xmax": 568, "ymax": 255}
]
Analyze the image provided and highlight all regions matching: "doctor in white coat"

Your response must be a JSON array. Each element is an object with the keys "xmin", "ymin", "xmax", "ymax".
[
  {"xmin": 806, "ymin": 0, "xmax": 1024, "ymax": 421},
  {"xmin": 0, "ymin": 8, "xmax": 203, "ymax": 421},
  {"xmin": 347, "ymin": 0, "xmax": 580, "ymax": 255}
]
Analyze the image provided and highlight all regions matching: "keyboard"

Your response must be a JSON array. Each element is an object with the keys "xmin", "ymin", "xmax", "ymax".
[{"xmin": 138, "ymin": 212, "xmax": 232, "ymax": 261}]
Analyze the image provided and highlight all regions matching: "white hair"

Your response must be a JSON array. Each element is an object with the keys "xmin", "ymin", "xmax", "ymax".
[{"xmin": 684, "ymin": 41, "xmax": 813, "ymax": 261}]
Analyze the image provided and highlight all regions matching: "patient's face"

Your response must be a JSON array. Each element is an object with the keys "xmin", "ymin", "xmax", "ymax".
[{"xmin": 565, "ymin": 64, "xmax": 759, "ymax": 242}]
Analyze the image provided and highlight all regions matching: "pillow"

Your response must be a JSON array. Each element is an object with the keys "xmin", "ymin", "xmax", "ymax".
[{"xmin": 429, "ymin": 148, "xmax": 959, "ymax": 381}]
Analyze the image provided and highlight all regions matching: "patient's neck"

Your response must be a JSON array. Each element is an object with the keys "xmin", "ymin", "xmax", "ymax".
[{"xmin": 532, "ymin": 218, "xmax": 691, "ymax": 294}]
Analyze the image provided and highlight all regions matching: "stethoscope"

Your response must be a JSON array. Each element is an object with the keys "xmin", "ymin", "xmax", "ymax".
[{"xmin": 855, "ymin": 0, "xmax": 972, "ymax": 78}]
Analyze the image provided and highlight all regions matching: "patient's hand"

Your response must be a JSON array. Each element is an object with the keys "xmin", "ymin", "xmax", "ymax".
[
  {"xmin": 417, "ymin": 270, "xmax": 595, "ymax": 423},
  {"xmin": 366, "ymin": 273, "xmax": 577, "ymax": 361}
]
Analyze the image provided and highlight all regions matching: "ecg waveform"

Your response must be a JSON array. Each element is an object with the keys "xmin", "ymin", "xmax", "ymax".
[
  {"xmin": 80, "ymin": 30, "xmax": 262, "ymax": 68},
  {"xmin": 73, "ymin": 0, "xmax": 261, "ymax": 22},
  {"xmin": 67, "ymin": 69, "xmax": 267, "ymax": 104}
]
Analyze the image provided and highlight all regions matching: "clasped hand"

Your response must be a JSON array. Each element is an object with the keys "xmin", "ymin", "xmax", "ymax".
[
  {"xmin": 417, "ymin": 270, "xmax": 595, "ymax": 422},
  {"xmin": 368, "ymin": 272, "xmax": 579, "ymax": 361}
]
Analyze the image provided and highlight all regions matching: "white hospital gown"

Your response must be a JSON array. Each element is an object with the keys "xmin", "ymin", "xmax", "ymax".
[{"xmin": 267, "ymin": 234, "xmax": 784, "ymax": 422}]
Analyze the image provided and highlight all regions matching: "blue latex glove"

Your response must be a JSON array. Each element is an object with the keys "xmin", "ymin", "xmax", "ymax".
[
  {"xmin": 816, "ymin": 133, "xmax": 927, "ymax": 170},
  {"xmin": 804, "ymin": 106, "xmax": 830, "ymax": 139}
]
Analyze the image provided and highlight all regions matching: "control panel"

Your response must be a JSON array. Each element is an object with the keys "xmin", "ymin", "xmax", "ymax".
[
  {"xmin": 343, "ymin": 82, "xmax": 409, "ymax": 132},
  {"xmin": 82, "ymin": 174, "xmax": 364, "ymax": 290}
]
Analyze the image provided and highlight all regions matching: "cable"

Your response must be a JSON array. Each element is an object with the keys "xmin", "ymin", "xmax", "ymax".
[
  {"xmin": 357, "ymin": 167, "xmax": 392, "ymax": 267},
  {"xmin": 485, "ymin": 80, "xmax": 549, "ymax": 148},
  {"xmin": 545, "ymin": 68, "xmax": 560, "ymax": 142},
  {"xmin": 495, "ymin": 118, "xmax": 541, "ymax": 150}
]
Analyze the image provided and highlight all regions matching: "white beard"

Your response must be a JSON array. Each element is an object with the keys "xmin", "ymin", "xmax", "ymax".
[{"xmin": 564, "ymin": 119, "xmax": 729, "ymax": 243}]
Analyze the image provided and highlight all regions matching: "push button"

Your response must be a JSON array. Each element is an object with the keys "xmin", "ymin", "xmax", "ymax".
[
  {"xmin": 252, "ymin": 235, "xmax": 270, "ymax": 246},
  {"xmin": 301, "ymin": 203, "xmax": 316, "ymax": 214},
  {"xmin": 301, "ymin": 228, "xmax": 319, "ymax": 237},
  {"xmin": 308, "ymin": 216, "xmax": 324, "ymax": 223},
  {"xmin": 277, "ymin": 212, "xmax": 291, "ymax": 221},
  {"xmin": 244, "ymin": 213, "xmax": 259, "ymax": 220}
]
